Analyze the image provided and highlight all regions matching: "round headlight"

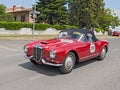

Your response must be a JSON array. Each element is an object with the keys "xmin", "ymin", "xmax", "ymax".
[
  {"xmin": 50, "ymin": 50, "xmax": 56, "ymax": 58},
  {"xmin": 24, "ymin": 46, "xmax": 28, "ymax": 53}
]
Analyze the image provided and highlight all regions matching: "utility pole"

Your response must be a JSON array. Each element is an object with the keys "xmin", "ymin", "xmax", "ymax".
[
  {"xmin": 32, "ymin": 5, "xmax": 36, "ymax": 39},
  {"xmin": 31, "ymin": 0, "xmax": 40, "ymax": 39}
]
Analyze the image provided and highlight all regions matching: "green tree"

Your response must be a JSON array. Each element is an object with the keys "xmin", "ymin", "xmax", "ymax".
[
  {"xmin": 98, "ymin": 9, "xmax": 120, "ymax": 32},
  {"xmin": 4, "ymin": 13, "xmax": 14, "ymax": 22},
  {"xmin": 68, "ymin": 0, "xmax": 105, "ymax": 28},
  {"xmin": 0, "ymin": 4, "xmax": 14, "ymax": 22},
  {"xmin": 0, "ymin": 4, "xmax": 6, "ymax": 15},
  {"xmin": 0, "ymin": 4, "xmax": 6, "ymax": 21},
  {"xmin": 36, "ymin": 0, "xmax": 68, "ymax": 25},
  {"xmin": 68, "ymin": 0, "xmax": 120, "ymax": 32}
]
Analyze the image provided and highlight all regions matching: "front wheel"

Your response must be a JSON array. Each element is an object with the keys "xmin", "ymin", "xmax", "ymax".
[
  {"xmin": 59, "ymin": 52, "xmax": 76, "ymax": 74},
  {"xmin": 98, "ymin": 47, "xmax": 106, "ymax": 60}
]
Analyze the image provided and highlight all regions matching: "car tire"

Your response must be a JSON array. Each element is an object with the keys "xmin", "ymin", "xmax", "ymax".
[
  {"xmin": 30, "ymin": 59, "xmax": 38, "ymax": 65},
  {"xmin": 98, "ymin": 47, "xmax": 106, "ymax": 60},
  {"xmin": 59, "ymin": 52, "xmax": 76, "ymax": 74}
]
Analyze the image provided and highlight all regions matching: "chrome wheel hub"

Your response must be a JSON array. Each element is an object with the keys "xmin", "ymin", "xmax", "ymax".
[
  {"xmin": 101, "ymin": 48, "xmax": 106, "ymax": 58},
  {"xmin": 65, "ymin": 56, "xmax": 73, "ymax": 70}
]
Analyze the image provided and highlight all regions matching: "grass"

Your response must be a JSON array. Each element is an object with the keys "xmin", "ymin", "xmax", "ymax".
[
  {"xmin": 0, "ymin": 35, "xmax": 56, "ymax": 40},
  {"xmin": 96, "ymin": 35, "xmax": 120, "ymax": 39},
  {"xmin": 0, "ymin": 34, "xmax": 119, "ymax": 40}
]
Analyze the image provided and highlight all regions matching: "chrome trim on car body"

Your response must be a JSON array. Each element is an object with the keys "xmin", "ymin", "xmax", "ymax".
[
  {"xmin": 34, "ymin": 45, "xmax": 43, "ymax": 62},
  {"xmin": 80, "ymin": 53, "xmax": 100, "ymax": 60},
  {"xmin": 24, "ymin": 55, "xmax": 33, "ymax": 59},
  {"xmin": 34, "ymin": 45, "xmax": 43, "ymax": 49},
  {"xmin": 42, "ymin": 59, "xmax": 63, "ymax": 66},
  {"xmin": 78, "ymin": 34, "xmax": 84, "ymax": 41},
  {"xmin": 24, "ymin": 55, "xmax": 63, "ymax": 66}
]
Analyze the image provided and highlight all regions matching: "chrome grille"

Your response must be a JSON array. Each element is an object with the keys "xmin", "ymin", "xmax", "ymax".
[{"xmin": 34, "ymin": 45, "xmax": 43, "ymax": 62}]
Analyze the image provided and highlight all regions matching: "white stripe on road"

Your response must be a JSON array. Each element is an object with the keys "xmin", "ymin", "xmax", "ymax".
[
  {"xmin": 112, "ymin": 48, "xmax": 119, "ymax": 52},
  {"xmin": 0, "ymin": 45, "xmax": 17, "ymax": 51}
]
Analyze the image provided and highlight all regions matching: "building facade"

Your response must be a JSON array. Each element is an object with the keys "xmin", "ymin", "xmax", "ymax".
[{"xmin": 6, "ymin": 5, "xmax": 33, "ymax": 23}]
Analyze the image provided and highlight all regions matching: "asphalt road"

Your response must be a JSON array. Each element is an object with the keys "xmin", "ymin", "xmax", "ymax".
[{"xmin": 0, "ymin": 38, "xmax": 120, "ymax": 90}]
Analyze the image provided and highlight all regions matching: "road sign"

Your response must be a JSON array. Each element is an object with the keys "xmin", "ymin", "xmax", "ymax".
[{"xmin": 31, "ymin": 10, "xmax": 40, "ymax": 18}]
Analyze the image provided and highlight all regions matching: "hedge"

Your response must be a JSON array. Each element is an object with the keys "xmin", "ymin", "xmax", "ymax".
[
  {"xmin": 95, "ymin": 28, "xmax": 105, "ymax": 33},
  {"xmin": 0, "ymin": 22, "xmax": 77, "ymax": 30}
]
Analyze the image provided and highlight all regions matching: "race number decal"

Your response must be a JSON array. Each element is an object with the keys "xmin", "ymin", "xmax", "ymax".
[{"xmin": 90, "ymin": 43, "xmax": 95, "ymax": 53}]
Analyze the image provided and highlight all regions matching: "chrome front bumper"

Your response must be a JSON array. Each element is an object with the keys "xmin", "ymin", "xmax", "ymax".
[
  {"xmin": 24, "ymin": 55, "xmax": 63, "ymax": 67},
  {"xmin": 41, "ymin": 59, "xmax": 62, "ymax": 66},
  {"xmin": 24, "ymin": 55, "xmax": 33, "ymax": 59}
]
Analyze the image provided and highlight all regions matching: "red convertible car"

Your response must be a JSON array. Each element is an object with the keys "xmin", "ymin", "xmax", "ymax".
[{"xmin": 24, "ymin": 29, "xmax": 109, "ymax": 74}]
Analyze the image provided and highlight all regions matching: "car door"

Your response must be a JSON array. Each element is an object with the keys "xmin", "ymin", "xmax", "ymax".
[
  {"xmin": 77, "ymin": 34, "xmax": 92, "ymax": 62},
  {"xmin": 86, "ymin": 33, "xmax": 100, "ymax": 58}
]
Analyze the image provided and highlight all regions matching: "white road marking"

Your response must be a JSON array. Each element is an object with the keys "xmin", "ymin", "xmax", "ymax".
[
  {"xmin": 0, "ymin": 45, "xmax": 17, "ymax": 51},
  {"xmin": 112, "ymin": 48, "xmax": 119, "ymax": 52}
]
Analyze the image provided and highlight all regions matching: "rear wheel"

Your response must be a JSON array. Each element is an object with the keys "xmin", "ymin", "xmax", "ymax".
[
  {"xmin": 30, "ymin": 59, "xmax": 38, "ymax": 65},
  {"xmin": 59, "ymin": 52, "xmax": 76, "ymax": 74},
  {"xmin": 98, "ymin": 47, "xmax": 106, "ymax": 60}
]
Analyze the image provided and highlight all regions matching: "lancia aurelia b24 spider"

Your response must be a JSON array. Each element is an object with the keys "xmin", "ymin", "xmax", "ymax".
[{"xmin": 24, "ymin": 29, "xmax": 109, "ymax": 74}]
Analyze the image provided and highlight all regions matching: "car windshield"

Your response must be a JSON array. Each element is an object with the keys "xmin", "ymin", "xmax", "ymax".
[{"xmin": 58, "ymin": 31, "xmax": 82, "ymax": 40}]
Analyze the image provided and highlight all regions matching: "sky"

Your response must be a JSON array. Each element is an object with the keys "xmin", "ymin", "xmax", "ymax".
[
  {"xmin": 104, "ymin": 0, "xmax": 120, "ymax": 9},
  {"xmin": 0, "ymin": 0, "xmax": 36, "ymax": 8},
  {"xmin": 0, "ymin": 0, "xmax": 120, "ymax": 9}
]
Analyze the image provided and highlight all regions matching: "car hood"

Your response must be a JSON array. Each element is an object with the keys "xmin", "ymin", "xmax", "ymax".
[{"xmin": 27, "ymin": 38, "xmax": 77, "ymax": 50}]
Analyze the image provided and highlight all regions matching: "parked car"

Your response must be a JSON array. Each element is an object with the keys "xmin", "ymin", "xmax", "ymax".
[
  {"xmin": 112, "ymin": 31, "xmax": 120, "ymax": 36},
  {"xmin": 24, "ymin": 29, "xmax": 109, "ymax": 74}
]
